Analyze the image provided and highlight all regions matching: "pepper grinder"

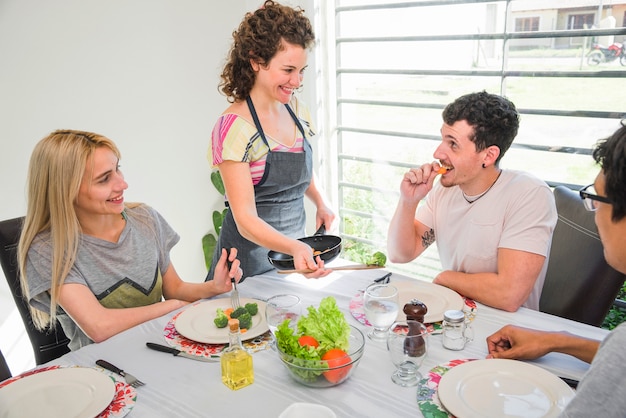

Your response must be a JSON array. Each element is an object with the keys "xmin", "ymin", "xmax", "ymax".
[
  {"xmin": 404, "ymin": 299, "xmax": 427, "ymax": 323},
  {"xmin": 403, "ymin": 299, "xmax": 427, "ymax": 357}
]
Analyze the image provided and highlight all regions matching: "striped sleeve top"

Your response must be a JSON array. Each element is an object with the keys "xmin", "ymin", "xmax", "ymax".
[{"xmin": 208, "ymin": 97, "xmax": 315, "ymax": 185}]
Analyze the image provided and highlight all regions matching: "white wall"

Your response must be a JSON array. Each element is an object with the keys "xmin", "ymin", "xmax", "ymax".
[{"xmin": 0, "ymin": 0, "xmax": 316, "ymax": 284}]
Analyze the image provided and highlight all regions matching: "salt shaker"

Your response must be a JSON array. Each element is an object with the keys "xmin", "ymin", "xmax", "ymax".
[{"xmin": 442, "ymin": 309, "xmax": 471, "ymax": 350}]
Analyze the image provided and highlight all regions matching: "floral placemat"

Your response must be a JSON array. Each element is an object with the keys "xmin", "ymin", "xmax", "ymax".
[
  {"xmin": 417, "ymin": 358, "xmax": 476, "ymax": 418},
  {"xmin": 163, "ymin": 309, "xmax": 273, "ymax": 358},
  {"xmin": 349, "ymin": 291, "xmax": 477, "ymax": 334},
  {"xmin": 0, "ymin": 365, "xmax": 136, "ymax": 418}
]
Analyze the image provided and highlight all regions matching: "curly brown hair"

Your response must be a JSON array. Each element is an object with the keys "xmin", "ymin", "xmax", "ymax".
[
  {"xmin": 219, "ymin": 0, "xmax": 315, "ymax": 103},
  {"xmin": 442, "ymin": 91, "xmax": 519, "ymax": 165}
]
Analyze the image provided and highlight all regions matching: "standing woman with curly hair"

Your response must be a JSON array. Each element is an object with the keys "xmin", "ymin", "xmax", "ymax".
[{"xmin": 206, "ymin": 1, "xmax": 335, "ymax": 281}]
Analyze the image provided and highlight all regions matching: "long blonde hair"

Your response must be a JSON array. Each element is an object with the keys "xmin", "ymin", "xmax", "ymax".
[{"xmin": 18, "ymin": 130, "xmax": 121, "ymax": 330}]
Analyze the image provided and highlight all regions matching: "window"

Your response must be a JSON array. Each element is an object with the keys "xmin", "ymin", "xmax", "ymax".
[
  {"xmin": 515, "ymin": 17, "xmax": 539, "ymax": 32},
  {"xmin": 568, "ymin": 13, "xmax": 595, "ymax": 30},
  {"xmin": 316, "ymin": 0, "xmax": 626, "ymax": 280},
  {"xmin": 568, "ymin": 13, "xmax": 596, "ymax": 45}
]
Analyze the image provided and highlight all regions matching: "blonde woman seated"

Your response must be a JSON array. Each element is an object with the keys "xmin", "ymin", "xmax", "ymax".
[{"xmin": 18, "ymin": 130, "xmax": 242, "ymax": 350}]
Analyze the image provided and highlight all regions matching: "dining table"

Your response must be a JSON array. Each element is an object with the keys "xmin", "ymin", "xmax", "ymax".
[{"xmin": 39, "ymin": 263, "xmax": 608, "ymax": 418}]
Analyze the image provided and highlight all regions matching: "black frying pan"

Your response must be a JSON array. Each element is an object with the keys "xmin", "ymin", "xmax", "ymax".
[{"xmin": 267, "ymin": 224, "xmax": 342, "ymax": 270}]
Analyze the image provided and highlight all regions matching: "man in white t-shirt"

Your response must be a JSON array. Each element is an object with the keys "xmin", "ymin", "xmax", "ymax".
[{"xmin": 387, "ymin": 91, "xmax": 557, "ymax": 311}]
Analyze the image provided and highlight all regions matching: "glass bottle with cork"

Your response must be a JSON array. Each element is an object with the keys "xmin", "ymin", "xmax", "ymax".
[{"xmin": 221, "ymin": 318, "xmax": 254, "ymax": 390}]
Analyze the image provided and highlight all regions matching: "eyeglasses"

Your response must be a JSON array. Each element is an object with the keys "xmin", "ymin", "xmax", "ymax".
[{"xmin": 579, "ymin": 184, "xmax": 612, "ymax": 211}]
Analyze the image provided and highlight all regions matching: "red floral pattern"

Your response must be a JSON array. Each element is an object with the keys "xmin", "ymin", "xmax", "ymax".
[
  {"xmin": 100, "ymin": 379, "xmax": 136, "ymax": 418},
  {"xmin": 0, "ymin": 365, "xmax": 60, "ymax": 389},
  {"xmin": 0, "ymin": 365, "xmax": 136, "ymax": 418},
  {"xmin": 416, "ymin": 359, "xmax": 477, "ymax": 418},
  {"xmin": 163, "ymin": 310, "xmax": 272, "ymax": 359}
]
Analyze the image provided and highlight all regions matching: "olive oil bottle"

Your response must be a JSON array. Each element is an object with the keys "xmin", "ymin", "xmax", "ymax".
[{"xmin": 221, "ymin": 318, "xmax": 254, "ymax": 390}]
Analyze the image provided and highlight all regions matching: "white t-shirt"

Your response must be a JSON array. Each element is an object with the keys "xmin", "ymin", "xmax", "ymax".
[{"xmin": 416, "ymin": 169, "xmax": 557, "ymax": 310}]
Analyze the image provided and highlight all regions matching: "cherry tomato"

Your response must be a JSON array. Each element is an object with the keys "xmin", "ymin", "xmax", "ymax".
[
  {"xmin": 298, "ymin": 335, "xmax": 320, "ymax": 348},
  {"xmin": 321, "ymin": 348, "xmax": 352, "ymax": 383}
]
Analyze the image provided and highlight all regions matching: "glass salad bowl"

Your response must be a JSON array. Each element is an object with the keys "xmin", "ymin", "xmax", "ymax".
[{"xmin": 276, "ymin": 325, "xmax": 365, "ymax": 388}]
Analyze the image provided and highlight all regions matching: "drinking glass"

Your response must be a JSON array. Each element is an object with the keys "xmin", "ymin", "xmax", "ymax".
[
  {"xmin": 265, "ymin": 294, "xmax": 301, "ymax": 349},
  {"xmin": 387, "ymin": 321, "xmax": 429, "ymax": 387},
  {"xmin": 363, "ymin": 283, "xmax": 399, "ymax": 342}
]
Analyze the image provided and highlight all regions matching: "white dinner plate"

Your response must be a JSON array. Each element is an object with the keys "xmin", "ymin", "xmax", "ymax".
[
  {"xmin": 0, "ymin": 367, "xmax": 116, "ymax": 418},
  {"xmin": 175, "ymin": 298, "xmax": 268, "ymax": 344},
  {"xmin": 393, "ymin": 281, "xmax": 464, "ymax": 323},
  {"xmin": 437, "ymin": 359, "xmax": 575, "ymax": 418}
]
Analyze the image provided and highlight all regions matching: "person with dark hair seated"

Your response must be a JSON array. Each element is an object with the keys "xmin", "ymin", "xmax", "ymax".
[
  {"xmin": 487, "ymin": 121, "xmax": 626, "ymax": 416},
  {"xmin": 388, "ymin": 91, "xmax": 557, "ymax": 312}
]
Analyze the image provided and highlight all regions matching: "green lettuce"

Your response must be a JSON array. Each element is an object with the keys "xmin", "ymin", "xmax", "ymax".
[
  {"xmin": 275, "ymin": 296, "xmax": 351, "ymax": 382},
  {"xmin": 297, "ymin": 296, "xmax": 350, "ymax": 352},
  {"xmin": 275, "ymin": 296, "xmax": 351, "ymax": 357}
]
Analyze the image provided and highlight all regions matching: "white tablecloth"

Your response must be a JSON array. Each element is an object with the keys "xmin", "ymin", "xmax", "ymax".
[{"xmin": 48, "ymin": 267, "xmax": 608, "ymax": 418}]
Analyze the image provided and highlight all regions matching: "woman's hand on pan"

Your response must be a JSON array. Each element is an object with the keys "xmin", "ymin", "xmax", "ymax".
[{"xmin": 315, "ymin": 204, "xmax": 336, "ymax": 233}]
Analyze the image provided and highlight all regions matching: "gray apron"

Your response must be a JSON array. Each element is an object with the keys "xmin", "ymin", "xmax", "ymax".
[{"xmin": 205, "ymin": 97, "xmax": 313, "ymax": 281}]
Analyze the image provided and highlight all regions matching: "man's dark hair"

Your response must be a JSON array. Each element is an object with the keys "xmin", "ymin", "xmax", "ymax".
[
  {"xmin": 442, "ymin": 91, "xmax": 519, "ymax": 164},
  {"xmin": 593, "ymin": 121, "xmax": 626, "ymax": 222}
]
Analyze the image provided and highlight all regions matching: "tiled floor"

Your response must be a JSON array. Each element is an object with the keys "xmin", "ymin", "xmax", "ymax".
[{"xmin": 0, "ymin": 275, "xmax": 35, "ymax": 377}]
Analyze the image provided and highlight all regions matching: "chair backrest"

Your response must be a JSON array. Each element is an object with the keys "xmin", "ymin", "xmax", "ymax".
[
  {"xmin": 0, "ymin": 217, "xmax": 70, "ymax": 364},
  {"xmin": 0, "ymin": 348, "xmax": 11, "ymax": 382},
  {"xmin": 540, "ymin": 186, "xmax": 626, "ymax": 326}
]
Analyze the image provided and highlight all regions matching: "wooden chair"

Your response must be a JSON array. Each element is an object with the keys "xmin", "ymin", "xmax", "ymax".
[
  {"xmin": 539, "ymin": 186, "xmax": 626, "ymax": 326},
  {"xmin": 0, "ymin": 217, "xmax": 70, "ymax": 364}
]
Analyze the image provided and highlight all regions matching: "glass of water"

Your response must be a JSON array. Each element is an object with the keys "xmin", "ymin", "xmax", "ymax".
[
  {"xmin": 387, "ymin": 321, "xmax": 429, "ymax": 386},
  {"xmin": 265, "ymin": 294, "xmax": 301, "ymax": 349},
  {"xmin": 363, "ymin": 283, "xmax": 399, "ymax": 342}
]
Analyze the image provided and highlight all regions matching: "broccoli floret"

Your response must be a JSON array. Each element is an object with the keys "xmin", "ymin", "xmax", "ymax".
[
  {"xmin": 237, "ymin": 312, "xmax": 252, "ymax": 330},
  {"xmin": 214, "ymin": 308, "xmax": 228, "ymax": 328},
  {"xmin": 244, "ymin": 302, "xmax": 258, "ymax": 316},
  {"xmin": 365, "ymin": 251, "xmax": 387, "ymax": 267},
  {"xmin": 230, "ymin": 306, "xmax": 248, "ymax": 319}
]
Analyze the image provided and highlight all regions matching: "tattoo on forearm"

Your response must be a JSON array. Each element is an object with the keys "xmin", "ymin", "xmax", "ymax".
[{"xmin": 421, "ymin": 229, "xmax": 435, "ymax": 248}]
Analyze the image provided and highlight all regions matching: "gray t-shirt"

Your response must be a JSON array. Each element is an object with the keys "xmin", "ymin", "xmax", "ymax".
[
  {"xmin": 25, "ymin": 204, "xmax": 179, "ymax": 350},
  {"xmin": 560, "ymin": 322, "xmax": 626, "ymax": 417}
]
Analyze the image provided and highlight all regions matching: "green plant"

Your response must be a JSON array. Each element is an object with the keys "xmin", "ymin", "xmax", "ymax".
[
  {"xmin": 602, "ymin": 283, "xmax": 626, "ymax": 330},
  {"xmin": 202, "ymin": 170, "xmax": 228, "ymax": 270}
]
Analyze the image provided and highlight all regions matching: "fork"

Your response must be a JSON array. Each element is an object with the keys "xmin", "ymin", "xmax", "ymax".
[
  {"xmin": 231, "ymin": 277, "xmax": 241, "ymax": 309},
  {"xmin": 228, "ymin": 252, "xmax": 242, "ymax": 309},
  {"xmin": 96, "ymin": 359, "xmax": 145, "ymax": 388}
]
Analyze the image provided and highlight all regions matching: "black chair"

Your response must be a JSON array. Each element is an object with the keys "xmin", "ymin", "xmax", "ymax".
[
  {"xmin": 0, "ymin": 348, "xmax": 11, "ymax": 381},
  {"xmin": 0, "ymin": 217, "xmax": 70, "ymax": 364},
  {"xmin": 540, "ymin": 186, "xmax": 626, "ymax": 327}
]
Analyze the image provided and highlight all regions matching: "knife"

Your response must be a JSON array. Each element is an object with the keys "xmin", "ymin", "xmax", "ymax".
[
  {"xmin": 146, "ymin": 342, "xmax": 220, "ymax": 362},
  {"xmin": 559, "ymin": 376, "xmax": 579, "ymax": 389}
]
